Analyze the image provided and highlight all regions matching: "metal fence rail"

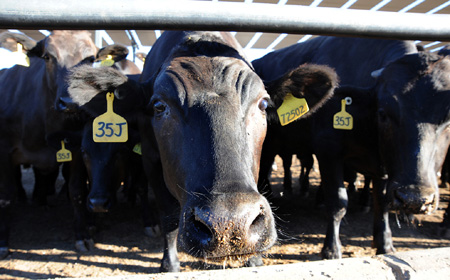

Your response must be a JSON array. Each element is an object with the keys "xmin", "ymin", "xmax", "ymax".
[{"xmin": 1, "ymin": 0, "xmax": 450, "ymax": 41}]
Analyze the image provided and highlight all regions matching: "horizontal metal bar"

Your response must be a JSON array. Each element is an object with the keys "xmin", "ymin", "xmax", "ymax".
[{"xmin": 0, "ymin": 0, "xmax": 449, "ymax": 41}]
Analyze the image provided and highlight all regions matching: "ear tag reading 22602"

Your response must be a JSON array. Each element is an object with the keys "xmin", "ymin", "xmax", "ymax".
[
  {"xmin": 333, "ymin": 98, "xmax": 353, "ymax": 130},
  {"xmin": 277, "ymin": 93, "xmax": 309, "ymax": 126},
  {"xmin": 12, "ymin": 43, "xmax": 30, "ymax": 67},
  {"xmin": 56, "ymin": 141, "xmax": 72, "ymax": 162},
  {"xmin": 93, "ymin": 93, "xmax": 128, "ymax": 142}
]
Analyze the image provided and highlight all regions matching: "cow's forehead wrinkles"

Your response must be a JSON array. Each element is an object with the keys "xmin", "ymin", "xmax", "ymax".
[{"xmin": 164, "ymin": 56, "xmax": 262, "ymax": 106}]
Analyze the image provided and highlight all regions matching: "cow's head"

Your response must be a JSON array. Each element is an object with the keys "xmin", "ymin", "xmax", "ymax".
[
  {"xmin": 47, "ymin": 121, "xmax": 141, "ymax": 213},
  {"xmin": 27, "ymin": 31, "xmax": 97, "ymax": 112},
  {"xmin": 66, "ymin": 33, "xmax": 335, "ymax": 261},
  {"xmin": 373, "ymin": 52, "xmax": 450, "ymax": 214}
]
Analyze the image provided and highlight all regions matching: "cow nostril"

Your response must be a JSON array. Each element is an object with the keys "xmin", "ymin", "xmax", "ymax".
[
  {"xmin": 57, "ymin": 98, "xmax": 68, "ymax": 111},
  {"xmin": 249, "ymin": 205, "xmax": 266, "ymax": 236},
  {"xmin": 192, "ymin": 218, "xmax": 214, "ymax": 247}
]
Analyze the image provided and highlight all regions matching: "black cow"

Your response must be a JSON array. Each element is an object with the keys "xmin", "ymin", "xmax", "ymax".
[
  {"xmin": 253, "ymin": 36, "xmax": 448, "ymax": 259},
  {"xmin": 66, "ymin": 31, "xmax": 336, "ymax": 272},
  {"xmin": 0, "ymin": 31, "xmax": 97, "ymax": 259},
  {"xmin": 437, "ymin": 45, "xmax": 450, "ymax": 237},
  {"xmin": 50, "ymin": 46, "xmax": 160, "ymax": 252}
]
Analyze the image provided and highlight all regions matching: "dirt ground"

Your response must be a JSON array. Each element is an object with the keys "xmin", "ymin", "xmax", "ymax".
[{"xmin": 1, "ymin": 156, "xmax": 449, "ymax": 279}]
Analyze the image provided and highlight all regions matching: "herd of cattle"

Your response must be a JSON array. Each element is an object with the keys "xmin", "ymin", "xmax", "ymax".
[{"xmin": 0, "ymin": 30, "xmax": 449, "ymax": 273}]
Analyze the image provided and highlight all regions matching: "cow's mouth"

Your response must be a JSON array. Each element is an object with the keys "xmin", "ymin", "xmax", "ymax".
[
  {"xmin": 391, "ymin": 190, "xmax": 437, "ymax": 214},
  {"xmin": 187, "ymin": 252, "xmax": 265, "ymax": 268}
]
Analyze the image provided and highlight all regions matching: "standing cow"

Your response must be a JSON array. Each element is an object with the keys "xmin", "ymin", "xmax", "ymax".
[
  {"xmin": 51, "ymin": 44, "xmax": 159, "ymax": 251},
  {"xmin": 66, "ymin": 31, "xmax": 337, "ymax": 272},
  {"xmin": 253, "ymin": 36, "xmax": 448, "ymax": 258},
  {"xmin": 0, "ymin": 31, "xmax": 97, "ymax": 259}
]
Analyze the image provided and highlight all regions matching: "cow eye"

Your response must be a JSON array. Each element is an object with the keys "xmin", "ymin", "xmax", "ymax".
[
  {"xmin": 258, "ymin": 98, "xmax": 269, "ymax": 111},
  {"xmin": 42, "ymin": 53, "xmax": 50, "ymax": 61},
  {"xmin": 153, "ymin": 100, "xmax": 167, "ymax": 116}
]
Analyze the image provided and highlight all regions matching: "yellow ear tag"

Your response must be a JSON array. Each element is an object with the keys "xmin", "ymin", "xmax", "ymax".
[
  {"xmin": 133, "ymin": 143, "xmax": 142, "ymax": 155},
  {"xmin": 277, "ymin": 93, "xmax": 309, "ymax": 126},
  {"xmin": 12, "ymin": 43, "xmax": 30, "ymax": 67},
  {"xmin": 333, "ymin": 99, "xmax": 353, "ymax": 130},
  {"xmin": 100, "ymin": 55, "xmax": 115, "ymax": 67},
  {"xmin": 93, "ymin": 93, "xmax": 128, "ymax": 142},
  {"xmin": 56, "ymin": 141, "xmax": 72, "ymax": 162}
]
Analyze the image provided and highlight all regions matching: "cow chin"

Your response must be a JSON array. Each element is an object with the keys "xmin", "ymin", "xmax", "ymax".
[
  {"xmin": 177, "ymin": 192, "xmax": 277, "ymax": 260},
  {"xmin": 388, "ymin": 182, "xmax": 438, "ymax": 214}
]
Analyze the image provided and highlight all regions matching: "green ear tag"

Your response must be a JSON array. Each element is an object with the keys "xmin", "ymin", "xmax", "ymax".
[
  {"xmin": 333, "ymin": 99, "xmax": 353, "ymax": 130},
  {"xmin": 277, "ymin": 93, "xmax": 309, "ymax": 126},
  {"xmin": 133, "ymin": 143, "xmax": 142, "ymax": 155},
  {"xmin": 56, "ymin": 141, "xmax": 72, "ymax": 162},
  {"xmin": 92, "ymin": 93, "xmax": 128, "ymax": 142},
  {"xmin": 12, "ymin": 43, "xmax": 30, "ymax": 67},
  {"xmin": 100, "ymin": 55, "xmax": 115, "ymax": 67}
]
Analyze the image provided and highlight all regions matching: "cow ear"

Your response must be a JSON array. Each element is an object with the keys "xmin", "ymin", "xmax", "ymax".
[
  {"xmin": 46, "ymin": 130, "xmax": 82, "ymax": 151},
  {"xmin": 68, "ymin": 65, "xmax": 128, "ymax": 107},
  {"xmin": 96, "ymin": 44, "xmax": 129, "ymax": 63},
  {"xmin": 267, "ymin": 64, "xmax": 339, "ymax": 112},
  {"xmin": 0, "ymin": 31, "xmax": 37, "ymax": 53}
]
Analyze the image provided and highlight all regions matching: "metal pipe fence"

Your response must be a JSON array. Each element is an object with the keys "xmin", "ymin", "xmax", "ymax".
[{"xmin": 1, "ymin": 0, "xmax": 449, "ymax": 41}]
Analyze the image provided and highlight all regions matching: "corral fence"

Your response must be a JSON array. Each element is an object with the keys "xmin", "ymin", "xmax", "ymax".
[
  {"xmin": 1, "ymin": 1, "xmax": 449, "ymax": 279},
  {"xmin": 0, "ymin": 0, "xmax": 450, "ymax": 41}
]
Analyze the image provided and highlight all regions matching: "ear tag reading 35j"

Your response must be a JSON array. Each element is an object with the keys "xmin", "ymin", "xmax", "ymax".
[
  {"xmin": 93, "ymin": 93, "xmax": 128, "ymax": 142},
  {"xmin": 333, "ymin": 98, "xmax": 353, "ymax": 130},
  {"xmin": 277, "ymin": 93, "xmax": 309, "ymax": 126},
  {"xmin": 56, "ymin": 141, "xmax": 72, "ymax": 162},
  {"xmin": 12, "ymin": 43, "xmax": 30, "ymax": 67}
]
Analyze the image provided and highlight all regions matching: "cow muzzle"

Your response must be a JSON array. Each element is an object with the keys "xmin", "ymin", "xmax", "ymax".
[
  {"xmin": 389, "ymin": 183, "xmax": 438, "ymax": 214},
  {"xmin": 87, "ymin": 197, "xmax": 112, "ymax": 213},
  {"xmin": 179, "ymin": 192, "xmax": 277, "ymax": 259}
]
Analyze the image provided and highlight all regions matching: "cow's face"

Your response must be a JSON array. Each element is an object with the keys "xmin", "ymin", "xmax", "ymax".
[
  {"xmin": 375, "ymin": 53, "xmax": 450, "ymax": 214},
  {"xmin": 31, "ymin": 31, "xmax": 97, "ymax": 109},
  {"xmin": 148, "ymin": 56, "xmax": 276, "ymax": 258}
]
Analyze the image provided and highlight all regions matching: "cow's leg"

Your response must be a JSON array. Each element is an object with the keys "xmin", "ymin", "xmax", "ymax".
[
  {"xmin": 344, "ymin": 168, "xmax": 357, "ymax": 193},
  {"xmin": 372, "ymin": 178, "xmax": 394, "ymax": 254},
  {"xmin": 299, "ymin": 155, "xmax": 313, "ymax": 197},
  {"xmin": 360, "ymin": 175, "xmax": 372, "ymax": 213},
  {"xmin": 32, "ymin": 166, "xmax": 59, "ymax": 206},
  {"xmin": 68, "ymin": 151, "xmax": 94, "ymax": 252},
  {"xmin": 15, "ymin": 166, "xmax": 27, "ymax": 202},
  {"xmin": 0, "ymin": 155, "xmax": 16, "ymax": 259},
  {"xmin": 281, "ymin": 153, "xmax": 293, "ymax": 195},
  {"xmin": 149, "ymin": 163, "xmax": 180, "ymax": 272},
  {"xmin": 136, "ymin": 172, "xmax": 161, "ymax": 238},
  {"xmin": 439, "ymin": 203, "xmax": 450, "ymax": 238},
  {"xmin": 318, "ymin": 157, "xmax": 347, "ymax": 259}
]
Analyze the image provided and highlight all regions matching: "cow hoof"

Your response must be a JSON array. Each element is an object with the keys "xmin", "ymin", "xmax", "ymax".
[
  {"xmin": 245, "ymin": 255, "xmax": 264, "ymax": 267},
  {"xmin": 321, "ymin": 248, "xmax": 341, "ymax": 259},
  {"xmin": 75, "ymin": 239, "xmax": 95, "ymax": 252},
  {"xmin": 144, "ymin": 225, "xmax": 161, "ymax": 238},
  {"xmin": 0, "ymin": 247, "xmax": 9, "ymax": 259},
  {"xmin": 160, "ymin": 259, "xmax": 180, "ymax": 273}
]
